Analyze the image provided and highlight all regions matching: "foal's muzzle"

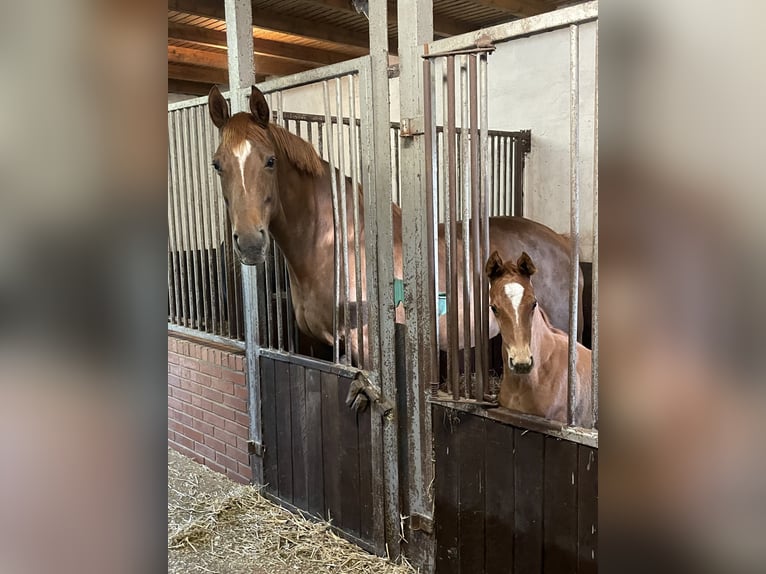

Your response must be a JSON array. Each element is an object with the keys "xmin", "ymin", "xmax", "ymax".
[{"xmin": 509, "ymin": 356, "xmax": 534, "ymax": 374}]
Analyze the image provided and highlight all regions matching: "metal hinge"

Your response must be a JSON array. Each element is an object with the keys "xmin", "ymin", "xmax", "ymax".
[
  {"xmin": 400, "ymin": 117, "xmax": 424, "ymax": 138},
  {"xmin": 247, "ymin": 440, "xmax": 265, "ymax": 457},
  {"xmin": 411, "ymin": 513, "xmax": 434, "ymax": 534}
]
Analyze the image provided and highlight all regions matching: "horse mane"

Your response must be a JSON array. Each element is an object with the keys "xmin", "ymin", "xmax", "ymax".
[{"xmin": 221, "ymin": 113, "xmax": 326, "ymax": 177}]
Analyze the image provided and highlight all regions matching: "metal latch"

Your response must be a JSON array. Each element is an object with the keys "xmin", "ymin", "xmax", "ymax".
[
  {"xmin": 400, "ymin": 117, "xmax": 424, "ymax": 138},
  {"xmin": 247, "ymin": 440, "xmax": 265, "ymax": 457}
]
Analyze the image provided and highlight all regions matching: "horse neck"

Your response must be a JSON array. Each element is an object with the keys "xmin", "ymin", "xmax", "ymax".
[{"xmin": 267, "ymin": 160, "xmax": 326, "ymax": 275}]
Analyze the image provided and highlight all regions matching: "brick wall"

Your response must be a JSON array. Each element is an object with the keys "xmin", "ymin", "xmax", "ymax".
[{"xmin": 168, "ymin": 335, "xmax": 252, "ymax": 484}]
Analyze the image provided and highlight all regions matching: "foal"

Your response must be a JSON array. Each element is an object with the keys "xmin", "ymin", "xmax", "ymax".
[{"xmin": 486, "ymin": 251, "xmax": 593, "ymax": 427}]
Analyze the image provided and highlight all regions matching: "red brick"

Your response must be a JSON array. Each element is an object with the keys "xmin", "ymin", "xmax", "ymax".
[
  {"xmin": 226, "ymin": 468, "xmax": 250, "ymax": 485},
  {"xmin": 168, "ymin": 364, "xmax": 182, "ymax": 377},
  {"xmin": 168, "ymin": 396, "xmax": 183, "ymax": 412},
  {"xmin": 168, "ymin": 338, "xmax": 178, "ymax": 352},
  {"xmin": 168, "ymin": 429, "xmax": 175, "ymax": 442},
  {"xmin": 209, "ymin": 349, "xmax": 221, "ymax": 365},
  {"xmin": 179, "ymin": 378, "xmax": 200, "ymax": 394},
  {"xmin": 181, "ymin": 426, "xmax": 204, "ymax": 443},
  {"xmin": 202, "ymin": 410, "xmax": 226, "ymax": 429},
  {"xmin": 168, "ymin": 352, "xmax": 180, "ymax": 365},
  {"xmin": 174, "ymin": 411, "xmax": 194, "ymax": 428},
  {"xmin": 192, "ymin": 344, "xmax": 202, "ymax": 359},
  {"xmin": 190, "ymin": 416, "xmax": 215, "ymax": 436},
  {"xmin": 191, "ymin": 394, "xmax": 215, "ymax": 413},
  {"xmin": 216, "ymin": 450, "xmax": 238, "ymax": 470},
  {"xmin": 180, "ymin": 367, "xmax": 193, "ymax": 380},
  {"xmin": 224, "ymin": 419, "xmax": 249, "ymax": 439},
  {"xmin": 234, "ymin": 385, "xmax": 248, "ymax": 401},
  {"xmin": 168, "ymin": 418, "xmax": 185, "ymax": 434},
  {"xmin": 195, "ymin": 442, "xmax": 216, "ymax": 460},
  {"xmin": 235, "ymin": 356, "xmax": 245, "ymax": 371},
  {"xmin": 223, "ymin": 394, "xmax": 247, "ymax": 413},
  {"xmin": 201, "ymin": 387, "xmax": 223, "ymax": 403},
  {"xmin": 168, "ymin": 374, "xmax": 181, "ymax": 389},
  {"xmin": 235, "ymin": 412, "xmax": 250, "ymax": 427},
  {"xmin": 236, "ymin": 436, "xmax": 249, "ymax": 452},
  {"xmin": 211, "ymin": 402, "xmax": 237, "ymax": 422},
  {"xmin": 204, "ymin": 434, "xmax": 227, "ymax": 454},
  {"xmin": 180, "ymin": 402, "xmax": 205, "ymax": 421},
  {"xmin": 200, "ymin": 362, "xmax": 222, "ymax": 378},
  {"xmin": 211, "ymin": 378, "xmax": 234, "ymax": 395},
  {"xmin": 173, "ymin": 433, "xmax": 194, "ymax": 451},
  {"xmin": 223, "ymin": 369, "xmax": 246, "ymax": 386},
  {"xmin": 226, "ymin": 444, "xmax": 250, "ymax": 466},
  {"xmin": 238, "ymin": 462, "xmax": 253, "ymax": 481},
  {"xmin": 205, "ymin": 459, "xmax": 226, "ymax": 475},
  {"xmin": 172, "ymin": 387, "xmax": 193, "ymax": 404},
  {"xmin": 180, "ymin": 356, "xmax": 200, "ymax": 371},
  {"xmin": 170, "ymin": 442, "xmax": 203, "ymax": 464},
  {"xmin": 214, "ymin": 427, "xmax": 238, "ymax": 447},
  {"xmin": 190, "ymin": 370, "xmax": 213, "ymax": 387}
]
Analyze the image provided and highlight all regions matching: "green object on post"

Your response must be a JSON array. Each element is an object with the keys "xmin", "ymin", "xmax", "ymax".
[{"xmin": 393, "ymin": 278, "xmax": 447, "ymax": 316}]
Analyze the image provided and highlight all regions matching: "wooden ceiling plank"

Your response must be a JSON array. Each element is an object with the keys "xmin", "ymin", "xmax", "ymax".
[
  {"xmin": 168, "ymin": 45, "xmax": 318, "ymax": 77},
  {"xmin": 466, "ymin": 0, "xmax": 551, "ymax": 18},
  {"xmin": 168, "ymin": 21, "xmax": 351, "ymax": 66}
]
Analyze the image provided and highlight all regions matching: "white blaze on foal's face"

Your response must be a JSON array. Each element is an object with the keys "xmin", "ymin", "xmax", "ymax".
[{"xmin": 503, "ymin": 281, "xmax": 525, "ymax": 324}]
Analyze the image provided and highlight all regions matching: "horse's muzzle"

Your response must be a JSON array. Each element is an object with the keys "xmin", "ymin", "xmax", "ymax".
[
  {"xmin": 509, "ymin": 357, "xmax": 534, "ymax": 374},
  {"xmin": 233, "ymin": 231, "xmax": 269, "ymax": 265}
]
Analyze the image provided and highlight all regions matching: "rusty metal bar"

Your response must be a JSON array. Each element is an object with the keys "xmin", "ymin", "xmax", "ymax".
[
  {"xmin": 469, "ymin": 54, "xmax": 484, "ymax": 401},
  {"xmin": 336, "ymin": 77, "xmax": 352, "ymax": 365},
  {"xmin": 423, "ymin": 57, "xmax": 440, "ymax": 396},
  {"xmin": 348, "ymin": 74, "xmax": 365, "ymax": 369},
  {"xmin": 591, "ymin": 25, "xmax": 599, "ymax": 426},
  {"xmin": 323, "ymin": 80, "xmax": 342, "ymax": 364},
  {"xmin": 567, "ymin": 24, "xmax": 581, "ymax": 426},
  {"xmin": 460, "ymin": 56, "xmax": 471, "ymax": 396},
  {"xmin": 446, "ymin": 55, "xmax": 459, "ymax": 400},
  {"xmin": 480, "ymin": 53, "xmax": 490, "ymax": 396}
]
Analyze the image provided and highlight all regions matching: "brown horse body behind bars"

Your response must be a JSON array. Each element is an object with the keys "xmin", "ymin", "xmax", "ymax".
[
  {"xmin": 486, "ymin": 250, "xmax": 593, "ymax": 426},
  {"xmin": 207, "ymin": 86, "xmax": 582, "ymax": 369}
]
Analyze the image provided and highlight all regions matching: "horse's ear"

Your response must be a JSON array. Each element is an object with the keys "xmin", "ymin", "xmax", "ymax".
[
  {"xmin": 208, "ymin": 86, "xmax": 230, "ymax": 129},
  {"xmin": 485, "ymin": 251, "xmax": 505, "ymax": 280},
  {"xmin": 249, "ymin": 85, "xmax": 270, "ymax": 128},
  {"xmin": 517, "ymin": 252, "xmax": 537, "ymax": 277}
]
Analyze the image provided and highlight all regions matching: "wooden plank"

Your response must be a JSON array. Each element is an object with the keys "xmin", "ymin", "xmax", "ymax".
[
  {"xmin": 305, "ymin": 368, "xmax": 325, "ymax": 517},
  {"xmin": 483, "ymin": 420, "xmax": 515, "ymax": 574},
  {"xmin": 434, "ymin": 405, "xmax": 460, "ymax": 573},
  {"xmin": 169, "ymin": 21, "xmax": 356, "ymax": 64},
  {"xmin": 168, "ymin": 78, "xmax": 215, "ymax": 96},
  {"xmin": 514, "ymin": 429, "xmax": 544, "ymax": 574},
  {"xmin": 168, "ymin": 62, "xmax": 227, "ymax": 85},
  {"xmin": 168, "ymin": 45, "xmax": 317, "ymax": 77},
  {"xmin": 467, "ymin": 0, "xmax": 550, "ymax": 18},
  {"xmin": 457, "ymin": 413, "xmax": 485, "ymax": 574},
  {"xmin": 290, "ymin": 364, "xmax": 309, "ymax": 510},
  {"xmin": 577, "ymin": 446, "xmax": 598, "ymax": 574},
  {"xmin": 357, "ymin": 397, "xmax": 374, "ymax": 543},
  {"xmin": 260, "ymin": 357, "xmax": 278, "ymax": 493},
  {"xmin": 338, "ymin": 376, "xmax": 361, "ymax": 537},
  {"xmin": 543, "ymin": 437, "xmax": 578, "ymax": 573},
  {"xmin": 274, "ymin": 359, "xmax": 293, "ymax": 502},
  {"xmin": 321, "ymin": 371, "xmax": 342, "ymax": 524}
]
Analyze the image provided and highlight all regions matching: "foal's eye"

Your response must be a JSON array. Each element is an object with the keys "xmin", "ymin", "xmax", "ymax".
[
  {"xmin": 265, "ymin": 156, "xmax": 276, "ymax": 168},
  {"xmin": 212, "ymin": 159, "xmax": 222, "ymax": 173},
  {"xmin": 532, "ymin": 300, "xmax": 538, "ymax": 309},
  {"xmin": 490, "ymin": 305, "xmax": 498, "ymax": 315}
]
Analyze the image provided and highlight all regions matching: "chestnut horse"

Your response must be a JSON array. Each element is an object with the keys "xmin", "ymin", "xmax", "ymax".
[
  {"xmin": 207, "ymin": 85, "xmax": 582, "ymax": 365},
  {"xmin": 486, "ymin": 250, "xmax": 593, "ymax": 426}
]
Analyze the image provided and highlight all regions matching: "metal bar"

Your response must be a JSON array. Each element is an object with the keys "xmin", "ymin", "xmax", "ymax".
[
  {"xmin": 423, "ymin": 58, "xmax": 440, "ymax": 396},
  {"xmin": 274, "ymin": 245, "xmax": 284, "ymax": 351},
  {"xmin": 189, "ymin": 106, "xmax": 208, "ymax": 330},
  {"xmin": 257, "ymin": 56, "xmax": 372, "ymax": 94},
  {"xmin": 200, "ymin": 105, "xmax": 219, "ymax": 334},
  {"xmin": 348, "ymin": 74, "xmax": 365, "ymax": 369},
  {"xmin": 422, "ymin": 45, "xmax": 496, "ymax": 59},
  {"xmin": 460, "ymin": 56, "xmax": 471, "ymax": 397},
  {"xmin": 168, "ymin": 324, "xmax": 246, "ymax": 351},
  {"xmin": 567, "ymin": 24, "xmax": 581, "ymax": 426},
  {"xmin": 469, "ymin": 54, "xmax": 484, "ymax": 401},
  {"xmin": 167, "ymin": 115, "xmax": 183, "ymax": 326},
  {"xmin": 323, "ymin": 80, "xmax": 342, "ymax": 364},
  {"xmin": 591, "ymin": 25, "xmax": 599, "ymax": 426},
  {"xmin": 480, "ymin": 53, "xmax": 490, "ymax": 396},
  {"xmin": 426, "ymin": 1, "xmax": 598, "ymax": 54},
  {"xmin": 230, "ymin": 219, "xmax": 244, "ymax": 339},
  {"xmin": 263, "ymin": 243, "xmax": 274, "ymax": 348},
  {"xmin": 513, "ymin": 137, "xmax": 524, "ymax": 216},
  {"xmin": 446, "ymin": 55, "xmax": 459, "ymax": 400},
  {"xmin": 178, "ymin": 109, "xmax": 197, "ymax": 328},
  {"xmin": 208, "ymin": 122, "xmax": 226, "ymax": 336},
  {"xmin": 336, "ymin": 77, "xmax": 352, "ymax": 366}
]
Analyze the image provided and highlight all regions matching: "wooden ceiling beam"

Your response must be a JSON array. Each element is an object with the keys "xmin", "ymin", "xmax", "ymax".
[
  {"xmin": 168, "ymin": 78, "xmax": 219, "ymax": 96},
  {"xmin": 168, "ymin": 21, "xmax": 355, "ymax": 65},
  {"xmin": 168, "ymin": 45, "xmax": 318, "ymax": 77},
  {"xmin": 467, "ymin": 0, "xmax": 551, "ymax": 18},
  {"xmin": 169, "ymin": 0, "xmax": 374, "ymax": 50},
  {"xmin": 168, "ymin": 62, "xmax": 228, "ymax": 85}
]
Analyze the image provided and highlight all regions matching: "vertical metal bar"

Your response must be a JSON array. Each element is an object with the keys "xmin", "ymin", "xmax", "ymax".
[
  {"xmin": 167, "ymin": 162, "xmax": 179, "ymax": 324},
  {"xmin": 200, "ymin": 105, "xmax": 219, "ymax": 334},
  {"xmin": 207, "ymin": 120, "xmax": 225, "ymax": 336},
  {"xmin": 567, "ymin": 24, "xmax": 581, "ymax": 426},
  {"xmin": 446, "ymin": 55, "xmax": 460, "ymax": 400},
  {"xmin": 273, "ymin": 245, "xmax": 284, "ymax": 350},
  {"xmin": 480, "ymin": 54, "xmax": 491, "ymax": 396},
  {"xmin": 468, "ymin": 54, "xmax": 484, "ymax": 401},
  {"xmin": 230, "ymin": 219, "xmax": 243, "ymax": 339},
  {"xmin": 591, "ymin": 25, "xmax": 599, "ymax": 426},
  {"xmin": 460, "ymin": 56, "xmax": 471, "ymax": 397},
  {"xmin": 513, "ymin": 136, "xmax": 524, "ymax": 216},
  {"xmin": 348, "ymin": 74, "xmax": 365, "ymax": 369},
  {"xmin": 177, "ymin": 109, "xmax": 196, "ymax": 328},
  {"xmin": 505, "ymin": 137, "xmax": 511, "ymax": 215},
  {"xmin": 323, "ymin": 80, "xmax": 342, "ymax": 364},
  {"xmin": 336, "ymin": 78, "xmax": 352, "ymax": 365},
  {"xmin": 168, "ymin": 115, "xmax": 183, "ymax": 326},
  {"xmin": 423, "ymin": 57, "xmax": 440, "ymax": 395},
  {"xmin": 190, "ymin": 107, "xmax": 209, "ymax": 331}
]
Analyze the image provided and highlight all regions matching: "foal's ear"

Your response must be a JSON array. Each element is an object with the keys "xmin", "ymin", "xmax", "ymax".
[
  {"xmin": 485, "ymin": 250, "xmax": 505, "ymax": 280},
  {"xmin": 208, "ymin": 85, "xmax": 230, "ymax": 129},
  {"xmin": 249, "ymin": 85, "xmax": 270, "ymax": 128},
  {"xmin": 516, "ymin": 252, "xmax": 537, "ymax": 277}
]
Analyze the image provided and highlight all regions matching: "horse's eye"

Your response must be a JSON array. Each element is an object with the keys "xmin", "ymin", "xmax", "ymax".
[
  {"xmin": 490, "ymin": 305, "xmax": 498, "ymax": 315},
  {"xmin": 265, "ymin": 156, "xmax": 276, "ymax": 168},
  {"xmin": 212, "ymin": 159, "xmax": 222, "ymax": 173},
  {"xmin": 532, "ymin": 300, "xmax": 538, "ymax": 309}
]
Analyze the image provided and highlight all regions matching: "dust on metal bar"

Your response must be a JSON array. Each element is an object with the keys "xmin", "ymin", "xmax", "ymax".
[
  {"xmin": 274, "ymin": 245, "xmax": 284, "ymax": 351},
  {"xmin": 208, "ymin": 123, "xmax": 227, "ymax": 337},
  {"xmin": 348, "ymin": 74, "xmax": 365, "ymax": 370},
  {"xmin": 591, "ymin": 25, "xmax": 599, "ymax": 426},
  {"xmin": 335, "ymin": 78, "xmax": 352, "ymax": 366},
  {"xmin": 480, "ymin": 54, "xmax": 491, "ymax": 396},
  {"xmin": 190, "ymin": 107, "xmax": 209, "ymax": 330},
  {"xmin": 567, "ymin": 24, "xmax": 581, "ymax": 426},
  {"xmin": 168, "ymin": 116, "xmax": 183, "ymax": 326},
  {"xmin": 323, "ymin": 80, "xmax": 342, "ymax": 364},
  {"xmin": 469, "ymin": 54, "xmax": 484, "ymax": 401},
  {"xmin": 446, "ymin": 55, "xmax": 460, "ymax": 400},
  {"xmin": 460, "ymin": 56, "xmax": 472, "ymax": 397},
  {"xmin": 178, "ymin": 109, "xmax": 196, "ymax": 328}
]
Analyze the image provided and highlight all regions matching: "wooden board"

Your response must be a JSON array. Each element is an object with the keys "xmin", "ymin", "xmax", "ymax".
[
  {"xmin": 305, "ymin": 368, "xmax": 325, "ymax": 517},
  {"xmin": 290, "ymin": 363, "xmax": 308, "ymax": 510},
  {"xmin": 261, "ymin": 357, "xmax": 278, "ymax": 492},
  {"xmin": 275, "ymin": 359, "xmax": 293, "ymax": 502}
]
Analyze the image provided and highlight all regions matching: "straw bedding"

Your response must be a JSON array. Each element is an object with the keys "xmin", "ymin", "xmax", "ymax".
[{"xmin": 168, "ymin": 448, "xmax": 417, "ymax": 574}]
